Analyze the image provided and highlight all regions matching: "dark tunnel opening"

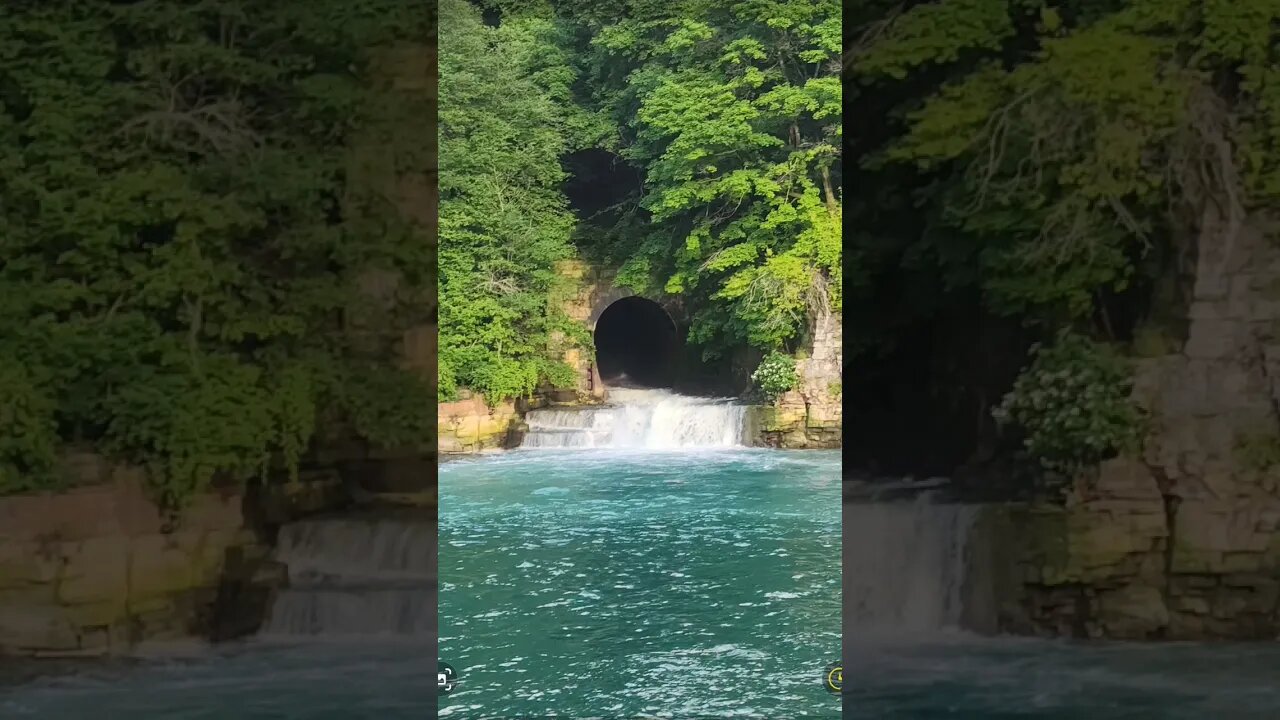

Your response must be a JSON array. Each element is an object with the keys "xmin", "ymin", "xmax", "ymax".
[
  {"xmin": 563, "ymin": 149, "xmax": 644, "ymax": 220},
  {"xmin": 594, "ymin": 297, "xmax": 678, "ymax": 389}
]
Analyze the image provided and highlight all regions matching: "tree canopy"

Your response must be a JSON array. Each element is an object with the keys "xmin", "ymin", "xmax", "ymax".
[
  {"xmin": 843, "ymin": 0, "xmax": 1280, "ymax": 474},
  {"xmin": 575, "ymin": 0, "xmax": 843, "ymax": 356},
  {"xmin": 437, "ymin": 0, "xmax": 593, "ymax": 402},
  {"xmin": 848, "ymin": 0, "xmax": 1280, "ymax": 334},
  {"xmin": 0, "ymin": 1, "xmax": 435, "ymax": 503},
  {"xmin": 438, "ymin": 0, "xmax": 843, "ymax": 401}
]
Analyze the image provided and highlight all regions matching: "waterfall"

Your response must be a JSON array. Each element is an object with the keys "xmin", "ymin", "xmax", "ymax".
[
  {"xmin": 261, "ymin": 518, "xmax": 435, "ymax": 637},
  {"xmin": 844, "ymin": 495, "xmax": 977, "ymax": 633},
  {"xmin": 521, "ymin": 388, "xmax": 748, "ymax": 449}
]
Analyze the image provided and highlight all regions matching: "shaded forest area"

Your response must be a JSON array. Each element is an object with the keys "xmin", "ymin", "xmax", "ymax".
[
  {"xmin": 0, "ymin": 2, "xmax": 436, "ymax": 504},
  {"xmin": 843, "ymin": 0, "xmax": 1280, "ymax": 480},
  {"xmin": 7, "ymin": 0, "xmax": 1280, "ymax": 502}
]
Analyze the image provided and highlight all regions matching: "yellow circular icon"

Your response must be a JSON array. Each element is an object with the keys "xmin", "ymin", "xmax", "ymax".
[{"xmin": 826, "ymin": 665, "xmax": 842, "ymax": 692}]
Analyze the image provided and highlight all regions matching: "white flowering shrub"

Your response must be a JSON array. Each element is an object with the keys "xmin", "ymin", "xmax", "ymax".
[
  {"xmin": 993, "ymin": 332, "xmax": 1143, "ymax": 473},
  {"xmin": 752, "ymin": 352, "xmax": 798, "ymax": 400}
]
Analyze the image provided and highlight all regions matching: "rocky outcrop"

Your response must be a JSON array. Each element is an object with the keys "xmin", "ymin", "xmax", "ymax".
[
  {"xmin": 1122, "ymin": 208, "xmax": 1280, "ymax": 638},
  {"xmin": 0, "ymin": 453, "xmax": 354, "ymax": 656},
  {"xmin": 554, "ymin": 259, "xmax": 609, "ymax": 401},
  {"xmin": 756, "ymin": 307, "xmax": 843, "ymax": 449},
  {"xmin": 986, "ymin": 209, "xmax": 1280, "ymax": 639},
  {"xmin": 437, "ymin": 394, "xmax": 523, "ymax": 454},
  {"xmin": 978, "ymin": 455, "xmax": 1280, "ymax": 639},
  {"xmin": 445, "ymin": 257, "xmax": 843, "ymax": 451},
  {"xmin": 0, "ymin": 464, "xmax": 252, "ymax": 657},
  {"xmin": 986, "ymin": 459, "xmax": 1178, "ymax": 638}
]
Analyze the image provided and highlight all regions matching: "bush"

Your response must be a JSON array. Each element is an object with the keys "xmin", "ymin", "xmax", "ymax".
[
  {"xmin": 0, "ymin": 363, "xmax": 60, "ymax": 494},
  {"xmin": 438, "ymin": 360, "xmax": 458, "ymax": 402},
  {"xmin": 752, "ymin": 352, "xmax": 799, "ymax": 400},
  {"xmin": 993, "ymin": 332, "xmax": 1143, "ymax": 473}
]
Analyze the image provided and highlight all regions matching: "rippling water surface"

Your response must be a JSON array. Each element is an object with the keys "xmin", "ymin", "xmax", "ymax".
[
  {"xmin": 848, "ymin": 633, "xmax": 1280, "ymax": 718},
  {"xmin": 12, "ymin": 444, "xmax": 1276, "ymax": 718},
  {"xmin": 0, "ymin": 641, "xmax": 433, "ymax": 718},
  {"xmin": 8, "ymin": 631, "xmax": 1280, "ymax": 718},
  {"xmin": 438, "ymin": 448, "xmax": 843, "ymax": 718}
]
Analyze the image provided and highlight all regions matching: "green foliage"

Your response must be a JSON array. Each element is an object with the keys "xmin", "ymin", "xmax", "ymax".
[
  {"xmin": 437, "ymin": 1, "xmax": 842, "ymax": 394},
  {"xmin": 847, "ymin": 0, "xmax": 1280, "ymax": 334},
  {"xmin": 854, "ymin": 0, "xmax": 1014, "ymax": 80},
  {"xmin": 751, "ymin": 352, "xmax": 799, "ymax": 400},
  {"xmin": 0, "ymin": 362, "xmax": 60, "ymax": 493},
  {"xmin": 0, "ymin": 1, "xmax": 435, "ymax": 505},
  {"xmin": 336, "ymin": 363, "xmax": 436, "ymax": 450},
  {"xmin": 837, "ymin": 1, "xmax": 1280, "ymax": 483},
  {"xmin": 437, "ymin": 0, "xmax": 587, "ymax": 403},
  {"xmin": 570, "ymin": 0, "xmax": 842, "ymax": 355},
  {"xmin": 993, "ymin": 332, "xmax": 1143, "ymax": 473}
]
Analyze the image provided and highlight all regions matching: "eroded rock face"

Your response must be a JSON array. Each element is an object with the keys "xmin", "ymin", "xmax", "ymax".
[
  {"xmin": 0, "ymin": 467, "xmax": 256, "ymax": 657},
  {"xmin": 756, "ymin": 307, "xmax": 843, "ymax": 449},
  {"xmin": 0, "ymin": 460, "xmax": 356, "ymax": 656},
  {"xmin": 554, "ymin": 259, "xmax": 608, "ymax": 401},
  {"xmin": 1000, "ymin": 208, "xmax": 1280, "ymax": 639},
  {"xmin": 999, "ymin": 459, "xmax": 1174, "ymax": 639},
  {"xmin": 437, "ymin": 394, "xmax": 522, "ymax": 453}
]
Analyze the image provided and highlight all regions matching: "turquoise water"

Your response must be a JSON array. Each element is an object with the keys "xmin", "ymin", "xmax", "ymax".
[
  {"xmin": 9, "ymin": 443, "xmax": 1280, "ymax": 718},
  {"xmin": 0, "ymin": 641, "xmax": 434, "ymax": 718},
  {"xmin": 8, "ymin": 633, "xmax": 1280, "ymax": 718},
  {"xmin": 438, "ymin": 448, "xmax": 843, "ymax": 719},
  {"xmin": 848, "ymin": 634, "xmax": 1280, "ymax": 718}
]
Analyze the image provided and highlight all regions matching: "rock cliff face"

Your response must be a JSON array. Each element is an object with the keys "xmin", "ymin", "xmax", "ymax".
[
  {"xmin": 0, "ymin": 470, "xmax": 242, "ymax": 657},
  {"xmin": 0, "ymin": 457, "xmax": 343, "ymax": 657},
  {"xmin": 756, "ymin": 306, "xmax": 843, "ymax": 449},
  {"xmin": 437, "ymin": 263, "xmax": 844, "ymax": 452},
  {"xmin": 979, "ymin": 209, "xmax": 1280, "ymax": 639},
  {"xmin": 437, "ymin": 394, "xmax": 524, "ymax": 454}
]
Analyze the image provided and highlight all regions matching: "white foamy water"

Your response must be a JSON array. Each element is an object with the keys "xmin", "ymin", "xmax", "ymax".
[
  {"xmin": 521, "ymin": 387, "xmax": 747, "ymax": 449},
  {"xmin": 261, "ymin": 518, "xmax": 436, "ymax": 637},
  {"xmin": 844, "ymin": 495, "xmax": 977, "ymax": 632}
]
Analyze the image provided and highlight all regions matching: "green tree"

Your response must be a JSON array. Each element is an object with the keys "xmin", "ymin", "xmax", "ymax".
[
  {"xmin": 850, "ymin": 0, "xmax": 1280, "ymax": 327},
  {"xmin": 437, "ymin": 0, "xmax": 592, "ymax": 402},
  {"xmin": 0, "ymin": 1, "xmax": 435, "ymax": 504},
  {"xmin": 843, "ymin": 0, "xmax": 1280, "ymax": 472},
  {"xmin": 568, "ymin": 0, "xmax": 842, "ymax": 358}
]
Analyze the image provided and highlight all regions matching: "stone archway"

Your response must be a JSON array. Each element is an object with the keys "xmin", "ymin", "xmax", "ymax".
[
  {"xmin": 586, "ymin": 285, "xmax": 640, "ymax": 329},
  {"xmin": 592, "ymin": 296, "xmax": 679, "ymax": 389}
]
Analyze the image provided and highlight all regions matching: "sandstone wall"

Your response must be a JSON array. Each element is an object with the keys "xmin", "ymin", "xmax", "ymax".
[
  {"xmin": 987, "ymin": 208, "xmax": 1280, "ymax": 639},
  {"xmin": 755, "ymin": 306, "xmax": 843, "ymax": 448},
  {"xmin": 983, "ymin": 459, "xmax": 1179, "ymax": 638},
  {"xmin": 0, "ymin": 454, "xmax": 350, "ymax": 656},
  {"xmin": 445, "ymin": 258, "xmax": 843, "ymax": 451},
  {"xmin": 437, "ymin": 394, "xmax": 523, "ymax": 454},
  {"xmin": 0, "ymin": 464, "xmax": 251, "ymax": 657},
  {"xmin": 550, "ymin": 259, "xmax": 603, "ymax": 400}
]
